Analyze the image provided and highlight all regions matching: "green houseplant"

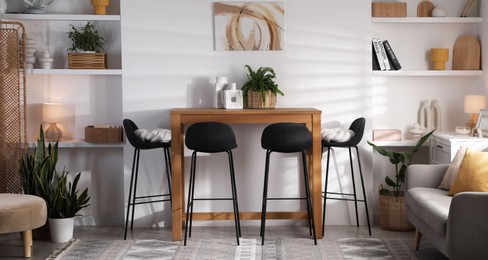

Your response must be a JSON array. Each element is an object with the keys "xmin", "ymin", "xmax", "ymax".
[
  {"xmin": 66, "ymin": 22, "xmax": 106, "ymax": 69},
  {"xmin": 367, "ymin": 129, "xmax": 435, "ymax": 231},
  {"xmin": 67, "ymin": 22, "xmax": 104, "ymax": 53},
  {"xmin": 19, "ymin": 126, "xmax": 90, "ymax": 242},
  {"xmin": 368, "ymin": 129, "xmax": 435, "ymax": 197},
  {"xmin": 241, "ymin": 65, "xmax": 284, "ymax": 109}
]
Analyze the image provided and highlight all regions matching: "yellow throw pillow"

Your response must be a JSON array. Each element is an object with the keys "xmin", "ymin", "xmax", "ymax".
[{"xmin": 448, "ymin": 149, "xmax": 488, "ymax": 196}]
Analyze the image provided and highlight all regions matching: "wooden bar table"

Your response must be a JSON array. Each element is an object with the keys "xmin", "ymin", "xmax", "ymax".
[{"xmin": 170, "ymin": 108, "xmax": 322, "ymax": 241}]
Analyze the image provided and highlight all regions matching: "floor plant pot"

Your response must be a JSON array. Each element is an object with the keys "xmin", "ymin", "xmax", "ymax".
[
  {"xmin": 49, "ymin": 217, "xmax": 75, "ymax": 243},
  {"xmin": 379, "ymin": 194, "xmax": 414, "ymax": 231},
  {"xmin": 246, "ymin": 90, "xmax": 277, "ymax": 109}
]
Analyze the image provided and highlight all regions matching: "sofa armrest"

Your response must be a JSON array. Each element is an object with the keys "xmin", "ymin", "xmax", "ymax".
[
  {"xmin": 405, "ymin": 164, "xmax": 448, "ymax": 191},
  {"xmin": 447, "ymin": 192, "xmax": 488, "ymax": 259}
]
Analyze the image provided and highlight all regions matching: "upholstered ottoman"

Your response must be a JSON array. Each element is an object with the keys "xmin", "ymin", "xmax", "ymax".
[{"xmin": 0, "ymin": 194, "xmax": 47, "ymax": 258}]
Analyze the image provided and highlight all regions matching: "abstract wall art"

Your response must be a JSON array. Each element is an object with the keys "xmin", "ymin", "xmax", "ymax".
[{"xmin": 214, "ymin": 2, "xmax": 284, "ymax": 51}]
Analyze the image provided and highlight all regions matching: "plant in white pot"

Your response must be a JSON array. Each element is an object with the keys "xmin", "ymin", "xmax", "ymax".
[
  {"xmin": 241, "ymin": 65, "xmax": 284, "ymax": 109},
  {"xmin": 367, "ymin": 129, "xmax": 434, "ymax": 231},
  {"xmin": 47, "ymin": 169, "xmax": 90, "ymax": 243},
  {"xmin": 66, "ymin": 22, "xmax": 106, "ymax": 69}
]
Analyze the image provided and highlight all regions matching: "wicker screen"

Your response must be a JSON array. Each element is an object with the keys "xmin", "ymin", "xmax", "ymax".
[{"xmin": 0, "ymin": 21, "xmax": 27, "ymax": 193}]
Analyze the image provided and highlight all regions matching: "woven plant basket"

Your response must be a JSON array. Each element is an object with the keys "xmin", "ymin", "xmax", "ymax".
[
  {"xmin": 68, "ymin": 52, "xmax": 107, "ymax": 69},
  {"xmin": 246, "ymin": 90, "xmax": 277, "ymax": 109},
  {"xmin": 379, "ymin": 194, "xmax": 414, "ymax": 231}
]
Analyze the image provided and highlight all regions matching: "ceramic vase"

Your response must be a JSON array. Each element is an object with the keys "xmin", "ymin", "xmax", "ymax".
[
  {"xmin": 430, "ymin": 48, "xmax": 449, "ymax": 70},
  {"xmin": 38, "ymin": 50, "xmax": 54, "ymax": 69},
  {"xmin": 419, "ymin": 100, "xmax": 431, "ymax": 131},
  {"xmin": 91, "ymin": 0, "xmax": 110, "ymax": 15},
  {"xmin": 49, "ymin": 217, "xmax": 75, "ymax": 243},
  {"xmin": 25, "ymin": 37, "xmax": 37, "ymax": 70},
  {"xmin": 0, "ymin": 0, "xmax": 7, "ymax": 14},
  {"xmin": 431, "ymin": 99, "xmax": 441, "ymax": 131}
]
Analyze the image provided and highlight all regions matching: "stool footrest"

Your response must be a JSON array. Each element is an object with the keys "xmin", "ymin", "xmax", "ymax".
[
  {"xmin": 267, "ymin": 197, "xmax": 307, "ymax": 201},
  {"xmin": 193, "ymin": 198, "xmax": 233, "ymax": 201},
  {"xmin": 324, "ymin": 196, "xmax": 366, "ymax": 203}
]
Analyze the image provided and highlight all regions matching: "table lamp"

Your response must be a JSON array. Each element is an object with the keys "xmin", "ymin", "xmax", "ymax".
[
  {"xmin": 464, "ymin": 95, "xmax": 486, "ymax": 129},
  {"xmin": 42, "ymin": 103, "xmax": 63, "ymax": 142}
]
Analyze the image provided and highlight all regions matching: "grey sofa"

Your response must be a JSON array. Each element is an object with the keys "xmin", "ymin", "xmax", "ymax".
[{"xmin": 405, "ymin": 164, "xmax": 488, "ymax": 259}]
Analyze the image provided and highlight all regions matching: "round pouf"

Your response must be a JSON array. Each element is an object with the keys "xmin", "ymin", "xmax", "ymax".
[{"xmin": 0, "ymin": 194, "xmax": 47, "ymax": 257}]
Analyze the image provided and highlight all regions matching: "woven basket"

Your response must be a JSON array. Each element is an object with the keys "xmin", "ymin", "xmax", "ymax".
[
  {"xmin": 246, "ymin": 90, "xmax": 277, "ymax": 109},
  {"xmin": 68, "ymin": 53, "xmax": 107, "ymax": 69},
  {"xmin": 379, "ymin": 194, "xmax": 414, "ymax": 231}
]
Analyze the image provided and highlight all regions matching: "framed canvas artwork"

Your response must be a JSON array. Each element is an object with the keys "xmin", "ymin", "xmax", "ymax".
[{"xmin": 214, "ymin": 2, "xmax": 284, "ymax": 51}]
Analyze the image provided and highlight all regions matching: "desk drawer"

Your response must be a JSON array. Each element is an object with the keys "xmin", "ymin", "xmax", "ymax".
[{"xmin": 430, "ymin": 140, "xmax": 451, "ymax": 164}]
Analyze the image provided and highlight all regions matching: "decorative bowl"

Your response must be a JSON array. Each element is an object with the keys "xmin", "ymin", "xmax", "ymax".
[{"xmin": 24, "ymin": 0, "xmax": 55, "ymax": 14}]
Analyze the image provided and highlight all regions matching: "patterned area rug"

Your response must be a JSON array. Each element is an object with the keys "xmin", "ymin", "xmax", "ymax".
[{"xmin": 47, "ymin": 237, "xmax": 446, "ymax": 259}]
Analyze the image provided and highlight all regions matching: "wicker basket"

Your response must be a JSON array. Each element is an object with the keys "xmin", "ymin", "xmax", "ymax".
[
  {"xmin": 379, "ymin": 194, "xmax": 414, "ymax": 231},
  {"xmin": 68, "ymin": 53, "xmax": 107, "ymax": 69},
  {"xmin": 246, "ymin": 90, "xmax": 277, "ymax": 109}
]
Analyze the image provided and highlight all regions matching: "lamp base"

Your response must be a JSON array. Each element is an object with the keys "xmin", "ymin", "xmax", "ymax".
[
  {"xmin": 45, "ymin": 123, "xmax": 62, "ymax": 142},
  {"xmin": 466, "ymin": 113, "xmax": 479, "ymax": 129}
]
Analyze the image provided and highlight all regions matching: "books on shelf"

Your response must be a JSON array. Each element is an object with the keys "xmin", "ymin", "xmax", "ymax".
[{"xmin": 372, "ymin": 38, "xmax": 402, "ymax": 71}]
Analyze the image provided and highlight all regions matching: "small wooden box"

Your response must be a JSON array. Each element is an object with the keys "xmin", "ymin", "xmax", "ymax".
[
  {"xmin": 85, "ymin": 125, "xmax": 123, "ymax": 143},
  {"xmin": 68, "ymin": 53, "xmax": 107, "ymax": 69},
  {"xmin": 372, "ymin": 2, "xmax": 407, "ymax": 17}
]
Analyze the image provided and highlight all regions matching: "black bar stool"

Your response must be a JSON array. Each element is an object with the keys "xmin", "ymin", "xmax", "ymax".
[
  {"xmin": 184, "ymin": 122, "xmax": 241, "ymax": 246},
  {"xmin": 322, "ymin": 117, "xmax": 371, "ymax": 236},
  {"xmin": 260, "ymin": 122, "xmax": 317, "ymax": 246},
  {"xmin": 123, "ymin": 119, "xmax": 172, "ymax": 240}
]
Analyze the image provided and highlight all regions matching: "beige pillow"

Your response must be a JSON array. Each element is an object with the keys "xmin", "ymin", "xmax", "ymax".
[
  {"xmin": 438, "ymin": 146, "xmax": 466, "ymax": 190},
  {"xmin": 448, "ymin": 149, "xmax": 488, "ymax": 196}
]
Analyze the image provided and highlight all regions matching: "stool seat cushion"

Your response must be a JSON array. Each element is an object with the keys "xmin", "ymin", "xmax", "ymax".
[
  {"xmin": 0, "ymin": 194, "xmax": 47, "ymax": 234},
  {"xmin": 185, "ymin": 122, "xmax": 237, "ymax": 153},
  {"xmin": 261, "ymin": 123, "xmax": 312, "ymax": 153}
]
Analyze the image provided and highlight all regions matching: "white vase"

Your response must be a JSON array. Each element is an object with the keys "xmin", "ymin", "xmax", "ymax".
[
  {"xmin": 49, "ymin": 217, "xmax": 75, "ymax": 243},
  {"xmin": 430, "ymin": 99, "xmax": 441, "ymax": 131},
  {"xmin": 0, "ymin": 0, "xmax": 7, "ymax": 14},
  {"xmin": 419, "ymin": 100, "xmax": 431, "ymax": 131}
]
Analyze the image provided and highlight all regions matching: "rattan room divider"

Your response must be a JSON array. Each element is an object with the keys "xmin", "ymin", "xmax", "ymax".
[{"xmin": 0, "ymin": 21, "xmax": 27, "ymax": 193}]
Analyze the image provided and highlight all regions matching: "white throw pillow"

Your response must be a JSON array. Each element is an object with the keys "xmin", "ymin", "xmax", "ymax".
[
  {"xmin": 134, "ymin": 129, "xmax": 150, "ymax": 142},
  {"xmin": 438, "ymin": 146, "xmax": 467, "ymax": 190}
]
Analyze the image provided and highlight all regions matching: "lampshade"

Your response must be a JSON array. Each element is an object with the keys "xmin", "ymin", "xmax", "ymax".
[
  {"xmin": 464, "ymin": 95, "xmax": 486, "ymax": 114},
  {"xmin": 42, "ymin": 103, "xmax": 63, "ymax": 123}
]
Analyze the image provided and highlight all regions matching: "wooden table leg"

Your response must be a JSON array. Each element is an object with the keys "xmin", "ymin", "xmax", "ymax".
[
  {"xmin": 171, "ymin": 115, "xmax": 183, "ymax": 241},
  {"xmin": 311, "ymin": 114, "xmax": 323, "ymax": 239}
]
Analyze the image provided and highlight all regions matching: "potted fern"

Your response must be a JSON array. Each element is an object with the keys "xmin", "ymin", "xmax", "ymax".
[
  {"xmin": 241, "ymin": 65, "xmax": 284, "ymax": 109},
  {"xmin": 66, "ymin": 22, "xmax": 106, "ymax": 69},
  {"xmin": 368, "ymin": 129, "xmax": 434, "ymax": 231}
]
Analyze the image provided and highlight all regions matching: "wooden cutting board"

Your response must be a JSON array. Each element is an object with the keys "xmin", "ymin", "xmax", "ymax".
[
  {"xmin": 453, "ymin": 35, "xmax": 480, "ymax": 70},
  {"xmin": 417, "ymin": 1, "xmax": 434, "ymax": 17}
]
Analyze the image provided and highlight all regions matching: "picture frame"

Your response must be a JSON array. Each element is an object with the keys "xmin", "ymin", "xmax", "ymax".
[{"xmin": 476, "ymin": 109, "xmax": 488, "ymax": 137}]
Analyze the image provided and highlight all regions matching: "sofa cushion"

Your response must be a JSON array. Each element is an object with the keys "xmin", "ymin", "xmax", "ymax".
[
  {"xmin": 448, "ymin": 149, "xmax": 488, "ymax": 196},
  {"xmin": 406, "ymin": 187, "xmax": 451, "ymax": 236},
  {"xmin": 439, "ymin": 146, "xmax": 466, "ymax": 190}
]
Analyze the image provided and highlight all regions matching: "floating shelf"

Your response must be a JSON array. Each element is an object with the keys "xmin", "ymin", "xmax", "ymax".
[
  {"xmin": 372, "ymin": 70, "xmax": 482, "ymax": 77},
  {"xmin": 27, "ymin": 69, "xmax": 122, "ymax": 75},
  {"xmin": 2, "ymin": 13, "xmax": 120, "ymax": 21},
  {"xmin": 372, "ymin": 17, "xmax": 482, "ymax": 24}
]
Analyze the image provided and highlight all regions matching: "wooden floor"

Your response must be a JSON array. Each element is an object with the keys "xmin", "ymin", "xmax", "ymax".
[{"xmin": 0, "ymin": 225, "xmax": 425, "ymax": 259}]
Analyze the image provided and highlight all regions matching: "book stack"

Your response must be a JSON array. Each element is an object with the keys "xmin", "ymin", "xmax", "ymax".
[{"xmin": 372, "ymin": 38, "xmax": 402, "ymax": 71}]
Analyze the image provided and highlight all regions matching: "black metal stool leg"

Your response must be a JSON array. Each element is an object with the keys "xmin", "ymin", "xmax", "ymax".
[
  {"xmin": 348, "ymin": 147, "xmax": 360, "ymax": 227},
  {"xmin": 227, "ymin": 151, "xmax": 240, "ymax": 245},
  {"xmin": 322, "ymin": 146, "xmax": 331, "ymax": 237},
  {"xmin": 302, "ymin": 151, "xmax": 317, "ymax": 245},
  {"xmin": 260, "ymin": 150, "xmax": 272, "ymax": 245},
  {"xmin": 130, "ymin": 149, "xmax": 141, "ymax": 231},
  {"xmin": 356, "ymin": 146, "xmax": 372, "ymax": 236},
  {"xmin": 124, "ymin": 148, "xmax": 138, "ymax": 240},
  {"xmin": 189, "ymin": 152, "xmax": 198, "ymax": 237},
  {"xmin": 164, "ymin": 148, "xmax": 173, "ymax": 208},
  {"xmin": 228, "ymin": 151, "xmax": 241, "ymax": 237},
  {"xmin": 184, "ymin": 151, "xmax": 197, "ymax": 246}
]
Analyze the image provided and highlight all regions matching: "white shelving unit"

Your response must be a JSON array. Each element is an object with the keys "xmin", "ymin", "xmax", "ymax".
[
  {"xmin": 372, "ymin": 17, "xmax": 482, "ymax": 24},
  {"xmin": 2, "ymin": 13, "xmax": 120, "ymax": 21},
  {"xmin": 27, "ymin": 69, "xmax": 122, "ymax": 75},
  {"xmin": 372, "ymin": 70, "xmax": 482, "ymax": 77}
]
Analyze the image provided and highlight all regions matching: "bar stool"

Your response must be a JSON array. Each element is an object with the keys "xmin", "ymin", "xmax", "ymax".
[
  {"xmin": 123, "ymin": 119, "xmax": 172, "ymax": 240},
  {"xmin": 184, "ymin": 122, "xmax": 241, "ymax": 246},
  {"xmin": 260, "ymin": 122, "xmax": 317, "ymax": 245},
  {"xmin": 322, "ymin": 117, "xmax": 371, "ymax": 236}
]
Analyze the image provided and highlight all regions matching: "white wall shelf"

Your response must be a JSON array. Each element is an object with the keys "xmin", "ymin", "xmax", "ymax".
[
  {"xmin": 372, "ymin": 70, "xmax": 483, "ymax": 77},
  {"xmin": 28, "ymin": 69, "xmax": 122, "ymax": 75},
  {"xmin": 28, "ymin": 139, "xmax": 124, "ymax": 148},
  {"xmin": 372, "ymin": 17, "xmax": 482, "ymax": 24},
  {"xmin": 2, "ymin": 13, "xmax": 120, "ymax": 21}
]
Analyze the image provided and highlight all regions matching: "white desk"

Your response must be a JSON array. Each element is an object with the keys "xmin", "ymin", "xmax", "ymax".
[{"xmin": 430, "ymin": 132, "xmax": 488, "ymax": 164}]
